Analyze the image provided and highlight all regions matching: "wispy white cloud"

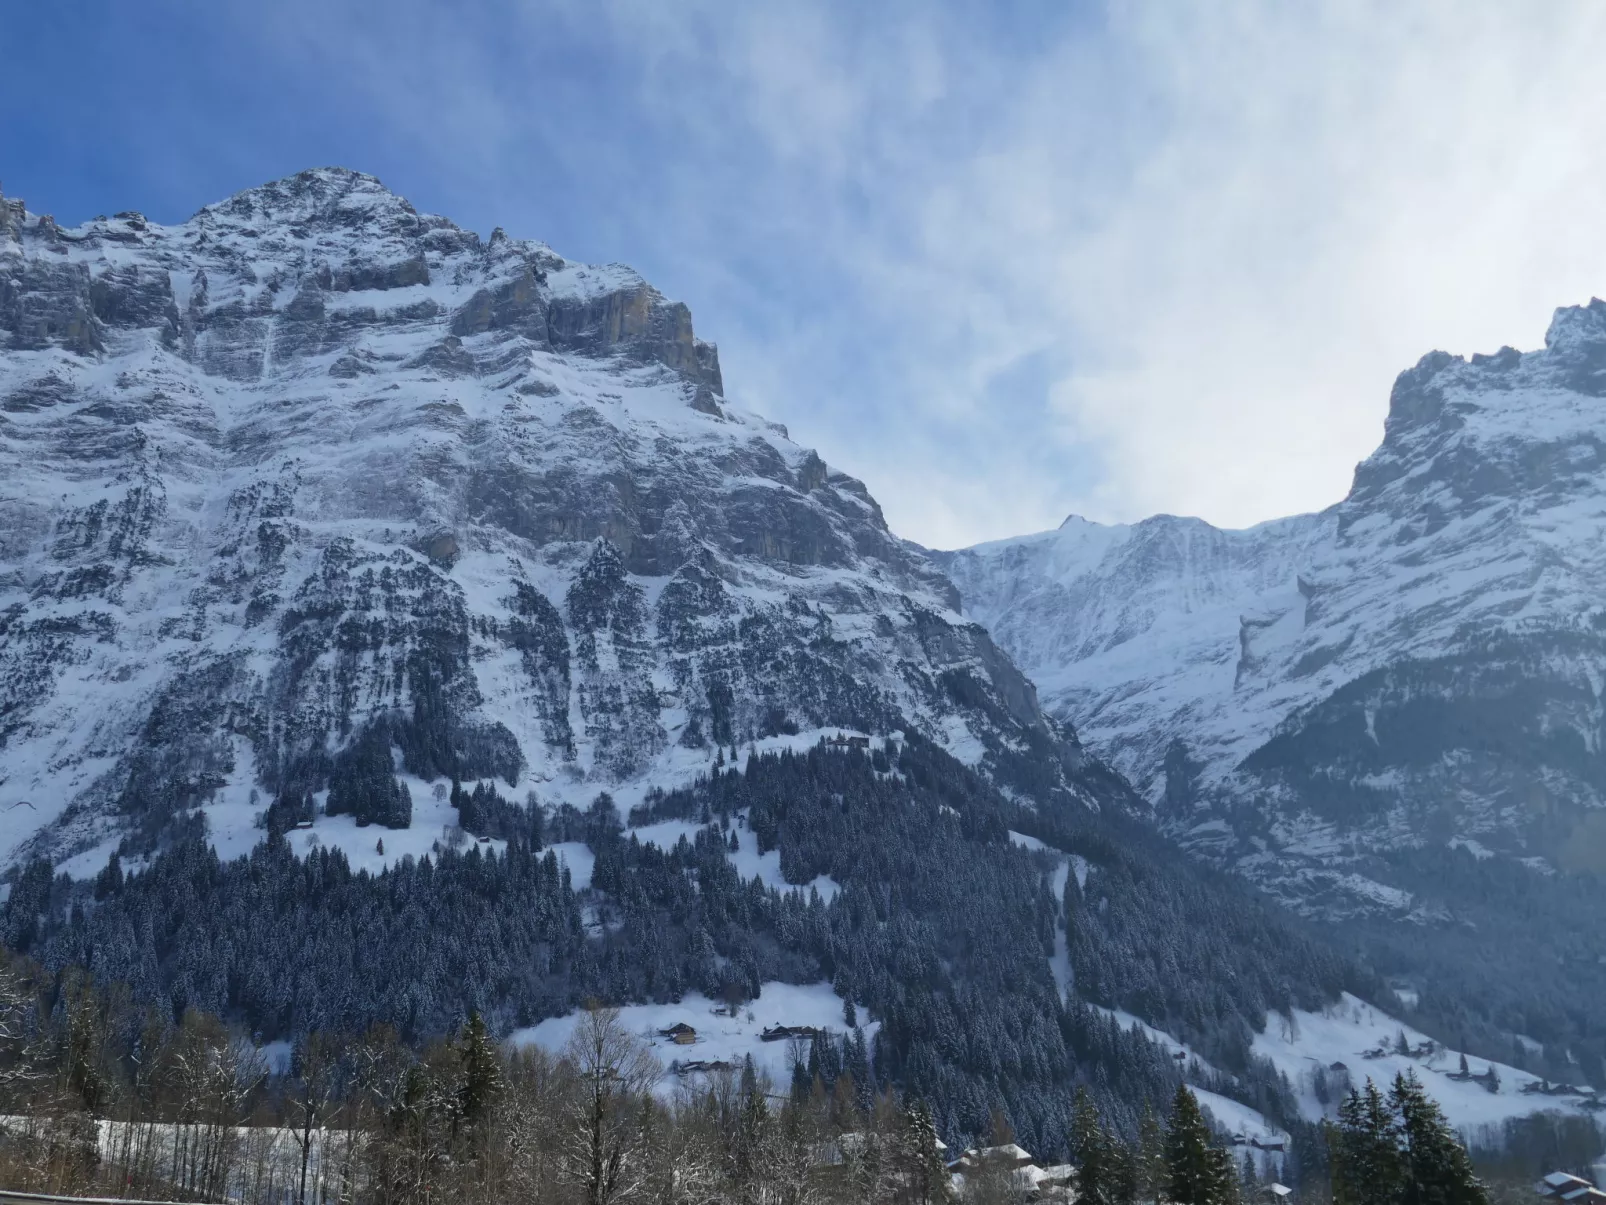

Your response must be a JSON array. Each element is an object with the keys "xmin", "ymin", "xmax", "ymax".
[
  {"xmin": 914, "ymin": 1, "xmax": 1606, "ymax": 538},
  {"xmin": 216, "ymin": 0, "xmax": 1606, "ymax": 546}
]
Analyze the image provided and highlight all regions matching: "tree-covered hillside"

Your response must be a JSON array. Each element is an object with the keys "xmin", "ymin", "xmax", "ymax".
[{"xmin": 4, "ymin": 737, "xmax": 1370, "ymax": 1157}]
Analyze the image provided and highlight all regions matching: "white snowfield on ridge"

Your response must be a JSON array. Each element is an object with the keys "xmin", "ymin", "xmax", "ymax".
[
  {"xmin": 944, "ymin": 299, "xmax": 1606, "ymax": 891},
  {"xmin": 951, "ymin": 304, "xmax": 1606, "ymax": 792}
]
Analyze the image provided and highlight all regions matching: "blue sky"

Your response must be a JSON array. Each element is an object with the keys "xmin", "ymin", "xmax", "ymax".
[{"xmin": 7, "ymin": 2, "xmax": 1606, "ymax": 546}]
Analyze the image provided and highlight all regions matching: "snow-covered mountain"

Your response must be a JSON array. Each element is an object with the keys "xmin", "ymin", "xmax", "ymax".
[
  {"xmin": 940, "ymin": 305, "xmax": 1606, "ymax": 921},
  {"xmin": 0, "ymin": 167, "xmax": 1107, "ymax": 873}
]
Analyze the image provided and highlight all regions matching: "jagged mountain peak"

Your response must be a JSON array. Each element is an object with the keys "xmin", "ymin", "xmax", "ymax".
[
  {"xmin": 1544, "ymin": 295, "xmax": 1606, "ymax": 354},
  {"xmin": 945, "ymin": 294, "xmax": 1606, "ymax": 923},
  {"xmin": 1375, "ymin": 297, "xmax": 1606, "ymax": 437},
  {"xmin": 190, "ymin": 166, "xmax": 411, "ymax": 225},
  {"xmin": 173, "ymin": 167, "xmax": 652, "ymax": 310},
  {"xmin": 0, "ymin": 170, "xmax": 1113, "ymax": 876},
  {"xmin": 1349, "ymin": 304, "xmax": 1606, "ymax": 527}
]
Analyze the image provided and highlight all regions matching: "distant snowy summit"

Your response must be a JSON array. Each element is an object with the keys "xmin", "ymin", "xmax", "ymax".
[
  {"xmin": 0, "ymin": 168, "xmax": 1116, "ymax": 875},
  {"xmin": 939, "ymin": 299, "xmax": 1606, "ymax": 919}
]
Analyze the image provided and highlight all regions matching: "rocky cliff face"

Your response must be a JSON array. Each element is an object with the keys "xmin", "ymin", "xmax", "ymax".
[
  {"xmin": 0, "ymin": 168, "xmax": 1107, "ymax": 872},
  {"xmin": 941, "ymin": 303, "xmax": 1606, "ymax": 920}
]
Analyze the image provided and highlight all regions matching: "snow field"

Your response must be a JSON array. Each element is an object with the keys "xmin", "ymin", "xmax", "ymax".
[
  {"xmin": 1191, "ymin": 1088, "xmax": 1291, "ymax": 1177},
  {"xmin": 1080, "ymin": 991, "xmax": 1588, "ymax": 1158},
  {"xmin": 510, "ymin": 980, "xmax": 875, "ymax": 1096},
  {"xmin": 1252, "ymin": 993, "xmax": 1596, "ymax": 1136},
  {"xmin": 725, "ymin": 811, "xmax": 841, "ymax": 902}
]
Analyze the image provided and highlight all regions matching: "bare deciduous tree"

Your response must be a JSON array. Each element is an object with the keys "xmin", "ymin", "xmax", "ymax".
[
  {"xmin": 288, "ymin": 1031, "xmax": 346, "ymax": 1205},
  {"xmin": 560, "ymin": 1004, "xmax": 662, "ymax": 1205},
  {"xmin": 0, "ymin": 962, "xmax": 44, "ymax": 1092}
]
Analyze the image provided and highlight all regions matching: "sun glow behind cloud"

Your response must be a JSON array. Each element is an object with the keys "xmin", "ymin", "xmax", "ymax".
[{"xmin": 8, "ymin": 1, "xmax": 1606, "ymax": 546}]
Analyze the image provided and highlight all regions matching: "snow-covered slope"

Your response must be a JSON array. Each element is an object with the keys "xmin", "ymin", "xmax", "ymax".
[
  {"xmin": 1107, "ymin": 989, "xmax": 1595, "ymax": 1146},
  {"xmin": 1252, "ymin": 993, "xmax": 1600, "ymax": 1138},
  {"xmin": 941, "ymin": 303, "xmax": 1606, "ymax": 920},
  {"xmin": 511, "ymin": 980, "xmax": 871, "ymax": 1096},
  {"xmin": 0, "ymin": 168, "xmax": 1109, "ymax": 873},
  {"xmin": 944, "ymin": 511, "xmax": 1332, "ymax": 793}
]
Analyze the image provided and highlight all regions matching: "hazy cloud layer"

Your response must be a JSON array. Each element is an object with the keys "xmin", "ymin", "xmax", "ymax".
[{"xmin": 8, "ymin": 1, "xmax": 1606, "ymax": 545}]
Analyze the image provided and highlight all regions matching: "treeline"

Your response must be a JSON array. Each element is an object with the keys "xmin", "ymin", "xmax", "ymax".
[
  {"xmin": 1044, "ymin": 1071, "xmax": 1503, "ymax": 1205},
  {"xmin": 0, "ymin": 954, "xmax": 985, "ymax": 1204},
  {"xmin": 5, "ymin": 737, "xmax": 1370, "ymax": 1158},
  {"xmin": 0, "ymin": 947, "xmax": 1116, "ymax": 1205},
  {"xmin": 0, "ymin": 950, "xmax": 1504, "ymax": 1205}
]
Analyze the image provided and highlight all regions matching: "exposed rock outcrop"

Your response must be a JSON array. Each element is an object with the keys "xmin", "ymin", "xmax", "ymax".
[{"xmin": 0, "ymin": 169, "xmax": 1115, "ymax": 869}]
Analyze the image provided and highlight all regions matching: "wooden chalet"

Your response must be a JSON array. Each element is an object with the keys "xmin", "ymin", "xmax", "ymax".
[
  {"xmin": 1522, "ymin": 1081, "xmax": 1584, "ymax": 1097},
  {"xmin": 826, "ymin": 734, "xmax": 871, "ymax": 750},
  {"xmin": 947, "ymin": 1144, "xmax": 1076, "ymax": 1202},
  {"xmin": 1541, "ymin": 1172, "xmax": 1606, "ymax": 1204},
  {"xmin": 658, "ymin": 1022, "xmax": 697, "ymax": 1045},
  {"xmin": 947, "ymin": 1144, "xmax": 1036, "ymax": 1174},
  {"xmin": 673, "ymin": 1059, "xmax": 735, "ymax": 1075},
  {"xmin": 1231, "ymin": 1131, "xmax": 1288, "ymax": 1154},
  {"xmin": 761, "ymin": 1024, "xmax": 824, "ymax": 1042}
]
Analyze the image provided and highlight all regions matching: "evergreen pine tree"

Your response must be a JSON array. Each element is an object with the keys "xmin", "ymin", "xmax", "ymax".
[
  {"xmin": 790, "ymin": 1054, "xmax": 812, "ymax": 1101},
  {"xmin": 1136, "ymin": 1100, "xmax": 1168, "ymax": 1204},
  {"xmin": 901, "ymin": 1098, "xmax": 955, "ymax": 1205},
  {"xmin": 734, "ymin": 1055, "xmax": 772, "ymax": 1192},
  {"xmin": 1330, "ymin": 1081, "xmax": 1405, "ymax": 1205},
  {"xmin": 1166, "ymin": 1085, "xmax": 1237, "ymax": 1205},
  {"xmin": 848, "ymin": 1027, "xmax": 873, "ymax": 1114},
  {"xmin": 457, "ymin": 1011, "xmax": 502, "ymax": 1135},
  {"xmin": 1391, "ymin": 1071, "xmax": 1489, "ymax": 1205},
  {"xmin": 528, "ymin": 798, "xmax": 545, "ymax": 849},
  {"xmin": 92, "ymin": 852, "xmax": 123, "ymax": 901},
  {"xmin": 1107, "ymin": 1131, "xmax": 1138, "ymax": 1205},
  {"xmin": 1072, "ymin": 1086, "xmax": 1115, "ymax": 1205}
]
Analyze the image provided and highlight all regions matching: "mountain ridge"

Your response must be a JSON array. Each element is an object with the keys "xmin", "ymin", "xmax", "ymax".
[
  {"xmin": 944, "ymin": 296, "xmax": 1606, "ymax": 875},
  {"xmin": 940, "ymin": 298, "xmax": 1606, "ymax": 1073},
  {"xmin": 4, "ymin": 167, "xmax": 1600, "ymax": 1151},
  {"xmin": 0, "ymin": 166, "xmax": 1114, "ymax": 876}
]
